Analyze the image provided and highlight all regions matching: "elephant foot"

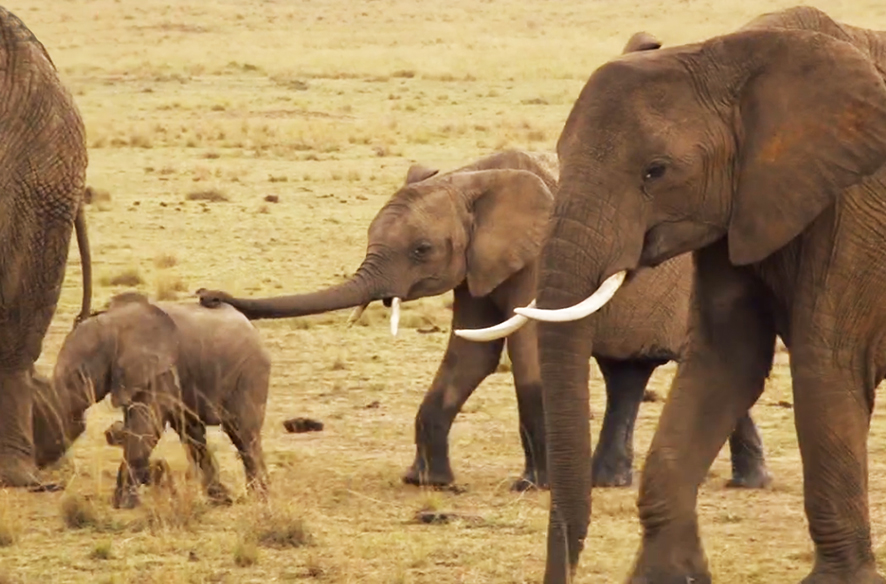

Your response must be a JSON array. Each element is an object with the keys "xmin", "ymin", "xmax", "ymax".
[
  {"xmin": 725, "ymin": 464, "xmax": 772, "ymax": 489},
  {"xmin": 627, "ymin": 574, "xmax": 711, "ymax": 584},
  {"xmin": 592, "ymin": 455, "xmax": 633, "ymax": 488},
  {"xmin": 510, "ymin": 468, "xmax": 548, "ymax": 492},
  {"xmin": 800, "ymin": 566, "xmax": 885, "ymax": 584},
  {"xmin": 113, "ymin": 487, "xmax": 140, "ymax": 509},
  {"xmin": 629, "ymin": 525, "xmax": 709, "ymax": 584},
  {"xmin": 206, "ymin": 482, "xmax": 233, "ymax": 506},
  {"xmin": 402, "ymin": 457, "xmax": 455, "ymax": 487},
  {"xmin": 0, "ymin": 456, "xmax": 43, "ymax": 489}
]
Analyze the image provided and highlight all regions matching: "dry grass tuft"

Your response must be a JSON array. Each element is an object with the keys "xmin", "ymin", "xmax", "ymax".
[
  {"xmin": 186, "ymin": 189, "xmax": 230, "ymax": 202},
  {"xmin": 105, "ymin": 268, "xmax": 145, "ymax": 287},
  {"xmin": 60, "ymin": 494, "xmax": 102, "ymax": 530},
  {"xmin": 153, "ymin": 253, "xmax": 178, "ymax": 269},
  {"xmin": 89, "ymin": 539, "xmax": 113, "ymax": 560},
  {"xmin": 155, "ymin": 274, "xmax": 188, "ymax": 300},
  {"xmin": 233, "ymin": 536, "xmax": 259, "ymax": 566},
  {"xmin": 248, "ymin": 506, "xmax": 314, "ymax": 549}
]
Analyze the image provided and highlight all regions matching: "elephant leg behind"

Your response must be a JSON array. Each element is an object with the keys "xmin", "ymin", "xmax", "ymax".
[
  {"xmin": 221, "ymin": 356, "xmax": 270, "ymax": 497},
  {"xmin": 0, "ymin": 215, "xmax": 78, "ymax": 487},
  {"xmin": 592, "ymin": 357, "xmax": 662, "ymax": 487}
]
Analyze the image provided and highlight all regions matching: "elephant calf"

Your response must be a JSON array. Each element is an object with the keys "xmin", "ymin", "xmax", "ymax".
[{"xmin": 35, "ymin": 292, "xmax": 271, "ymax": 508}]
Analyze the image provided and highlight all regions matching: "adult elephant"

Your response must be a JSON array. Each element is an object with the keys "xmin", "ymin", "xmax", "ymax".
[
  {"xmin": 196, "ymin": 29, "xmax": 770, "ymax": 494},
  {"xmin": 458, "ymin": 6, "xmax": 886, "ymax": 584},
  {"xmin": 0, "ymin": 7, "xmax": 91, "ymax": 488}
]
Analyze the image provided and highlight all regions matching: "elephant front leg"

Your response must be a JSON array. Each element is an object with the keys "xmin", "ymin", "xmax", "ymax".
[
  {"xmin": 0, "ymin": 369, "xmax": 40, "ymax": 487},
  {"xmin": 114, "ymin": 402, "xmax": 163, "ymax": 509},
  {"xmin": 403, "ymin": 287, "xmax": 505, "ymax": 487},
  {"xmin": 791, "ymin": 346, "xmax": 883, "ymax": 584},
  {"xmin": 726, "ymin": 412, "xmax": 772, "ymax": 489},
  {"xmin": 630, "ymin": 244, "xmax": 776, "ymax": 583},
  {"xmin": 592, "ymin": 358, "xmax": 659, "ymax": 488}
]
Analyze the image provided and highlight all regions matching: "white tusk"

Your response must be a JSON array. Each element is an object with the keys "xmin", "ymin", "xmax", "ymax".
[
  {"xmin": 454, "ymin": 300, "xmax": 536, "ymax": 342},
  {"xmin": 390, "ymin": 297, "xmax": 401, "ymax": 336},
  {"xmin": 347, "ymin": 303, "xmax": 369, "ymax": 327},
  {"xmin": 514, "ymin": 270, "xmax": 627, "ymax": 322}
]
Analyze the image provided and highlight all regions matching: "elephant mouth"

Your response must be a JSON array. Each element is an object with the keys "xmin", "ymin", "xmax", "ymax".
[{"xmin": 382, "ymin": 297, "xmax": 394, "ymax": 307}]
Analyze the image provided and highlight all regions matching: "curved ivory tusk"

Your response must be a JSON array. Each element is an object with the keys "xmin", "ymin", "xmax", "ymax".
[
  {"xmin": 390, "ymin": 297, "xmax": 401, "ymax": 336},
  {"xmin": 514, "ymin": 270, "xmax": 627, "ymax": 323},
  {"xmin": 347, "ymin": 303, "xmax": 369, "ymax": 327},
  {"xmin": 453, "ymin": 300, "xmax": 537, "ymax": 342}
]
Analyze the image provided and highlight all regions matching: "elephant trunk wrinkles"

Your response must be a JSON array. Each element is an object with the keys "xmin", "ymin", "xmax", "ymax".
[
  {"xmin": 224, "ymin": 257, "xmax": 383, "ymax": 320},
  {"xmin": 538, "ymin": 177, "xmax": 635, "ymax": 583}
]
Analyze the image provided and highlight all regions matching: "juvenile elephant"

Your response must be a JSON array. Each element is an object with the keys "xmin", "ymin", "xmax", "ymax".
[
  {"xmin": 39, "ymin": 292, "xmax": 271, "ymax": 508},
  {"xmin": 0, "ymin": 7, "xmax": 92, "ymax": 488},
  {"xmin": 196, "ymin": 46, "xmax": 769, "ymax": 491},
  {"xmin": 460, "ymin": 6, "xmax": 886, "ymax": 583}
]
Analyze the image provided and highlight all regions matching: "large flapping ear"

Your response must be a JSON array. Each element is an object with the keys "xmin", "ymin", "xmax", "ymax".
[
  {"xmin": 107, "ymin": 300, "xmax": 179, "ymax": 405},
  {"xmin": 405, "ymin": 164, "xmax": 440, "ymax": 185},
  {"xmin": 714, "ymin": 28, "xmax": 886, "ymax": 264},
  {"xmin": 449, "ymin": 169, "xmax": 554, "ymax": 297},
  {"xmin": 622, "ymin": 31, "xmax": 662, "ymax": 53}
]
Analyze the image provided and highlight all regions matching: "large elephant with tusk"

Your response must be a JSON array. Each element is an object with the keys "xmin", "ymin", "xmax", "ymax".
[
  {"xmin": 458, "ymin": 6, "xmax": 886, "ymax": 584},
  {"xmin": 198, "ymin": 148, "xmax": 768, "ymax": 491}
]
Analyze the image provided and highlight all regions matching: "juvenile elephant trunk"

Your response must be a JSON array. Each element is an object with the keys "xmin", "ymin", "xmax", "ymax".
[
  {"xmin": 218, "ymin": 259, "xmax": 383, "ymax": 320},
  {"xmin": 536, "ymin": 177, "xmax": 641, "ymax": 583}
]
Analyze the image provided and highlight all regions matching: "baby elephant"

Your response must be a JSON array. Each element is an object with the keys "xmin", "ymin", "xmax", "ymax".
[{"xmin": 50, "ymin": 292, "xmax": 271, "ymax": 508}]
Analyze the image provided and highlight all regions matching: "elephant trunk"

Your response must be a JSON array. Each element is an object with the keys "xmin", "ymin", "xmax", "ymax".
[
  {"xmin": 537, "ymin": 174, "xmax": 641, "ymax": 583},
  {"xmin": 222, "ymin": 255, "xmax": 386, "ymax": 320}
]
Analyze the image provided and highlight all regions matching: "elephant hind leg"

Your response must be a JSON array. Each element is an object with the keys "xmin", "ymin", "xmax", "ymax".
[
  {"xmin": 592, "ymin": 358, "xmax": 661, "ymax": 488},
  {"xmin": 725, "ymin": 413, "xmax": 772, "ymax": 489},
  {"xmin": 174, "ymin": 418, "xmax": 231, "ymax": 506}
]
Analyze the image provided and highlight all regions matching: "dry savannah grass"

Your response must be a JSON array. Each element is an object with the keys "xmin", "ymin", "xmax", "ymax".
[{"xmin": 3, "ymin": 0, "xmax": 886, "ymax": 582}]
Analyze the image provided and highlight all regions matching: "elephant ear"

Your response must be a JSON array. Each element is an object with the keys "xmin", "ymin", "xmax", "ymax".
[
  {"xmin": 622, "ymin": 31, "xmax": 662, "ymax": 53},
  {"xmin": 451, "ymin": 169, "xmax": 554, "ymax": 297},
  {"xmin": 107, "ymin": 297, "xmax": 179, "ymax": 405},
  {"xmin": 405, "ymin": 164, "xmax": 439, "ymax": 185},
  {"xmin": 717, "ymin": 28, "xmax": 886, "ymax": 264}
]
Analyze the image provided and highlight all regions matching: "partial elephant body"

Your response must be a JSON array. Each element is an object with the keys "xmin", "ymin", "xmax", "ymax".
[
  {"xmin": 480, "ymin": 6, "xmax": 886, "ymax": 583},
  {"xmin": 197, "ymin": 147, "xmax": 768, "ymax": 491},
  {"xmin": 0, "ymin": 7, "xmax": 90, "ymax": 488},
  {"xmin": 42, "ymin": 293, "xmax": 270, "ymax": 508}
]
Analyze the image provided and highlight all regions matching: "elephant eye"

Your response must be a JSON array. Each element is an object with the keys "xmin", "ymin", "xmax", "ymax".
[
  {"xmin": 411, "ymin": 242, "xmax": 432, "ymax": 261},
  {"xmin": 643, "ymin": 163, "xmax": 667, "ymax": 182}
]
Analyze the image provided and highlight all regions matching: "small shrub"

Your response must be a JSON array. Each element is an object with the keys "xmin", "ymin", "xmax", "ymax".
[
  {"xmin": 253, "ymin": 510, "xmax": 313, "ymax": 549},
  {"xmin": 186, "ymin": 189, "xmax": 229, "ymax": 203},
  {"xmin": 61, "ymin": 494, "xmax": 99, "ymax": 529},
  {"xmin": 155, "ymin": 274, "xmax": 188, "ymax": 300},
  {"xmin": 105, "ymin": 268, "xmax": 145, "ymax": 287},
  {"xmin": 233, "ymin": 537, "xmax": 258, "ymax": 566},
  {"xmin": 153, "ymin": 253, "xmax": 178, "ymax": 269},
  {"xmin": 90, "ymin": 540, "xmax": 113, "ymax": 560}
]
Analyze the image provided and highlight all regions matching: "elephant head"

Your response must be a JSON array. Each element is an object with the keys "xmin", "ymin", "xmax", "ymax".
[
  {"xmin": 33, "ymin": 293, "xmax": 180, "ymax": 467},
  {"xmin": 457, "ymin": 18, "xmax": 886, "ymax": 583},
  {"xmin": 197, "ymin": 150, "xmax": 556, "ymax": 331}
]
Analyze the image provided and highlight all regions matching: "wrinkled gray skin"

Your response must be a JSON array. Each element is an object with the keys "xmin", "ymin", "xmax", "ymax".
[
  {"xmin": 198, "ymin": 134, "xmax": 767, "ymax": 491},
  {"xmin": 520, "ymin": 6, "xmax": 886, "ymax": 584},
  {"xmin": 37, "ymin": 293, "xmax": 270, "ymax": 508},
  {"xmin": 0, "ymin": 7, "xmax": 92, "ymax": 489}
]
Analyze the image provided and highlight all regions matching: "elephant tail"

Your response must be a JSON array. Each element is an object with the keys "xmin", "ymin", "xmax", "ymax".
[{"xmin": 73, "ymin": 202, "xmax": 92, "ymax": 327}]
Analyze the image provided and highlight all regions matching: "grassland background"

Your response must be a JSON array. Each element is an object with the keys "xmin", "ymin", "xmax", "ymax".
[{"xmin": 1, "ymin": 0, "xmax": 886, "ymax": 582}]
